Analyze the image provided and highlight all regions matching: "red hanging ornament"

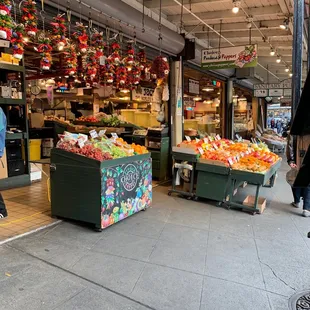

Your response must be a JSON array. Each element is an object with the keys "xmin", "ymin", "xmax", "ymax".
[
  {"xmin": 150, "ymin": 56, "xmax": 169, "ymax": 79},
  {"xmin": 137, "ymin": 48, "xmax": 147, "ymax": 71},
  {"xmin": 64, "ymin": 42, "xmax": 77, "ymax": 76},
  {"xmin": 21, "ymin": 0, "xmax": 38, "ymax": 37},
  {"xmin": 116, "ymin": 63, "xmax": 127, "ymax": 89},
  {"xmin": 91, "ymin": 30, "xmax": 104, "ymax": 59},
  {"xmin": 38, "ymin": 36, "xmax": 52, "ymax": 70},
  {"xmin": 104, "ymin": 59, "xmax": 115, "ymax": 84},
  {"xmin": 108, "ymin": 42, "xmax": 121, "ymax": 65},
  {"xmin": 51, "ymin": 13, "xmax": 67, "ymax": 51},
  {"xmin": 124, "ymin": 42, "xmax": 135, "ymax": 67},
  {"xmin": 73, "ymin": 22, "xmax": 88, "ymax": 54},
  {"xmin": 86, "ymin": 48, "xmax": 97, "ymax": 80},
  {"xmin": 0, "ymin": 0, "xmax": 13, "ymax": 41},
  {"xmin": 11, "ymin": 23, "xmax": 25, "ymax": 59}
]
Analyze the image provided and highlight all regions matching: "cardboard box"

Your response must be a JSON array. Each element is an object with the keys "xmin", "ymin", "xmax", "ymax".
[
  {"xmin": 243, "ymin": 195, "xmax": 266, "ymax": 214},
  {"xmin": 0, "ymin": 148, "xmax": 8, "ymax": 179}
]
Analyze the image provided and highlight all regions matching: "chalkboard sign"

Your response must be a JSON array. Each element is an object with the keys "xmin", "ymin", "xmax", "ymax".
[{"xmin": 100, "ymin": 157, "xmax": 152, "ymax": 229}]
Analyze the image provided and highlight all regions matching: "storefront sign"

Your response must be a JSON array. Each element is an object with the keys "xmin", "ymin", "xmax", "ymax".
[
  {"xmin": 254, "ymin": 82, "xmax": 291, "ymax": 90},
  {"xmin": 201, "ymin": 45, "xmax": 257, "ymax": 69},
  {"xmin": 132, "ymin": 87, "xmax": 154, "ymax": 102},
  {"xmin": 212, "ymin": 80, "xmax": 221, "ymax": 88},
  {"xmin": 254, "ymin": 89, "xmax": 268, "ymax": 98},
  {"xmin": 283, "ymin": 89, "xmax": 292, "ymax": 98},
  {"xmin": 188, "ymin": 79, "xmax": 200, "ymax": 95},
  {"xmin": 269, "ymin": 89, "xmax": 283, "ymax": 97}
]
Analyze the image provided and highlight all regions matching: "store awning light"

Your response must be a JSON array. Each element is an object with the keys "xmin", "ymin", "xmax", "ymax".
[
  {"xmin": 232, "ymin": 0, "xmax": 241, "ymax": 13},
  {"xmin": 270, "ymin": 48, "xmax": 275, "ymax": 56},
  {"xmin": 202, "ymin": 87, "xmax": 214, "ymax": 92},
  {"xmin": 193, "ymin": 96, "xmax": 202, "ymax": 101},
  {"xmin": 238, "ymin": 96, "xmax": 247, "ymax": 101},
  {"xmin": 120, "ymin": 89, "xmax": 130, "ymax": 93},
  {"xmin": 279, "ymin": 18, "xmax": 289, "ymax": 30}
]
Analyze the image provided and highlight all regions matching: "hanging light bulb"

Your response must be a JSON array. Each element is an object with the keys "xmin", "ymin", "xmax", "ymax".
[
  {"xmin": 232, "ymin": 0, "xmax": 241, "ymax": 13},
  {"xmin": 289, "ymin": 72, "xmax": 293, "ymax": 77},
  {"xmin": 285, "ymin": 67, "xmax": 289, "ymax": 72},
  {"xmin": 279, "ymin": 18, "xmax": 289, "ymax": 30},
  {"xmin": 276, "ymin": 56, "xmax": 281, "ymax": 63},
  {"xmin": 270, "ymin": 47, "xmax": 275, "ymax": 56}
]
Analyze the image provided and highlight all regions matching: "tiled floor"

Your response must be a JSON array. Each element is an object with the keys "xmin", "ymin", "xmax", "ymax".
[
  {"xmin": 0, "ymin": 178, "xmax": 164, "ymax": 243},
  {"xmin": 0, "ymin": 180, "xmax": 57, "ymax": 242}
]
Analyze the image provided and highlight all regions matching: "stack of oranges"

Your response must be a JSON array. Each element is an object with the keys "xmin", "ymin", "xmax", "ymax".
[{"xmin": 132, "ymin": 143, "xmax": 148, "ymax": 154}]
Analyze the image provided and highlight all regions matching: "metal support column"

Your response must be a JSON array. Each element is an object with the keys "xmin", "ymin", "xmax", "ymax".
[
  {"xmin": 308, "ymin": 0, "xmax": 310, "ymax": 72},
  {"xmin": 292, "ymin": 0, "xmax": 304, "ymax": 117},
  {"xmin": 225, "ymin": 79, "xmax": 234, "ymax": 139}
]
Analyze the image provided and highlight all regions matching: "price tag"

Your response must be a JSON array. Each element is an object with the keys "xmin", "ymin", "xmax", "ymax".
[
  {"xmin": 185, "ymin": 135, "xmax": 191, "ymax": 142},
  {"xmin": 204, "ymin": 137, "xmax": 209, "ymax": 143},
  {"xmin": 195, "ymin": 138, "xmax": 200, "ymax": 142},
  {"xmin": 240, "ymin": 152, "xmax": 244, "ymax": 157},
  {"xmin": 198, "ymin": 147, "xmax": 204, "ymax": 155},
  {"xmin": 99, "ymin": 130, "xmax": 106, "ymax": 137},
  {"xmin": 216, "ymin": 134, "xmax": 221, "ymax": 140},
  {"xmin": 209, "ymin": 136, "xmax": 214, "ymax": 142},
  {"xmin": 111, "ymin": 133, "xmax": 118, "ymax": 139},
  {"xmin": 213, "ymin": 143, "xmax": 218, "ymax": 150},
  {"xmin": 228, "ymin": 158, "xmax": 233, "ymax": 166},
  {"xmin": 89, "ymin": 129, "xmax": 98, "ymax": 139},
  {"xmin": 77, "ymin": 137, "xmax": 85, "ymax": 148}
]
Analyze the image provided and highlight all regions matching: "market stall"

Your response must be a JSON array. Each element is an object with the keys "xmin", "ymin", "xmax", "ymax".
[
  {"xmin": 50, "ymin": 132, "xmax": 151, "ymax": 231},
  {"xmin": 170, "ymin": 136, "xmax": 281, "ymax": 214}
]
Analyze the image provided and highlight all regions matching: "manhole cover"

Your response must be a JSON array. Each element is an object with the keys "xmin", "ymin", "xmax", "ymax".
[
  {"xmin": 290, "ymin": 291, "xmax": 310, "ymax": 310},
  {"xmin": 297, "ymin": 294, "xmax": 310, "ymax": 309}
]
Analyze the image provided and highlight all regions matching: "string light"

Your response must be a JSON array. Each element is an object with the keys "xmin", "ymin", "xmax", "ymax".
[
  {"xmin": 285, "ymin": 67, "xmax": 289, "ymax": 72},
  {"xmin": 270, "ymin": 48, "xmax": 275, "ymax": 56},
  {"xmin": 276, "ymin": 55, "xmax": 281, "ymax": 63},
  {"xmin": 232, "ymin": 0, "xmax": 241, "ymax": 13}
]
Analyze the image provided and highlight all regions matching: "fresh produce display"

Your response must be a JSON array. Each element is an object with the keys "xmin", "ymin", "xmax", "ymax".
[
  {"xmin": 176, "ymin": 136, "xmax": 280, "ymax": 173},
  {"xmin": 76, "ymin": 114, "xmax": 121, "ymax": 127},
  {"xmin": 57, "ymin": 132, "xmax": 148, "ymax": 161}
]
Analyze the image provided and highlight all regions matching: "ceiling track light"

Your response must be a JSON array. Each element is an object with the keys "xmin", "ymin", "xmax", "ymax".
[
  {"xmin": 270, "ymin": 47, "xmax": 275, "ymax": 56},
  {"xmin": 276, "ymin": 55, "xmax": 281, "ymax": 63},
  {"xmin": 279, "ymin": 18, "xmax": 289, "ymax": 30},
  {"xmin": 232, "ymin": 0, "xmax": 241, "ymax": 13}
]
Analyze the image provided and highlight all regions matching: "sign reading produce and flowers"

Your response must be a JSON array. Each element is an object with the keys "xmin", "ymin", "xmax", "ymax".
[{"xmin": 201, "ymin": 45, "xmax": 257, "ymax": 69}]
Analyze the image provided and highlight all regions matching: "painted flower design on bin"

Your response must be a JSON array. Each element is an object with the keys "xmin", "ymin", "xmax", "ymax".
[{"xmin": 100, "ymin": 158, "xmax": 152, "ymax": 229}]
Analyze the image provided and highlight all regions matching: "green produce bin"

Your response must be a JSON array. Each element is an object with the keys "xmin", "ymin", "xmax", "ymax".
[
  {"xmin": 196, "ymin": 162, "xmax": 232, "ymax": 202},
  {"xmin": 50, "ymin": 149, "xmax": 152, "ymax": 231}
]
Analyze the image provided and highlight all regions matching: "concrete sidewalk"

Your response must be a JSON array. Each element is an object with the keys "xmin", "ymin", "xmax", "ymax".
[{"xmin": 1, "ymin": 164, "xmax": 310, "ymax": 310}]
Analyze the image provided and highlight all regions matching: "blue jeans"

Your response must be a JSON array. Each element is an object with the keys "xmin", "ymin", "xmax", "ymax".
[{"xmin": 292, "ymin": 187, "xmax": 310, "ymax": 211}]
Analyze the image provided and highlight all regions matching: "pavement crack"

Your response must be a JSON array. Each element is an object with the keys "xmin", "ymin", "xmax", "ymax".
[{"xmin": 259, "ymin": 260, "xmax": 296, "ymax": 292}]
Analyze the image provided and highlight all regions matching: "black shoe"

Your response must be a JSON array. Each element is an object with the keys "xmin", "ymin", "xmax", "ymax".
[{"xmin": 0, "ymin": 213, "xmax": 7, "ymax": 219}]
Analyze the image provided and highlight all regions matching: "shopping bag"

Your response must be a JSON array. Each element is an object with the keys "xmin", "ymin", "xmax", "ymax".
[{"xmin": 286, "ymin": 168, "xmax": 298, "ymax": 187}]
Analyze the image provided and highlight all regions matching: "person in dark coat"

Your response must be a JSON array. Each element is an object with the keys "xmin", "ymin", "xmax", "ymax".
[{"xmin": 287, "ymin": 133, "xmax": 310, "ymax": 216}]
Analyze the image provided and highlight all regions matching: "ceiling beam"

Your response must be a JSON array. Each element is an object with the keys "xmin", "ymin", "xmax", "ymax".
[
  {"xmin": 145, "ymin": 0, "xmax": 229, "ymax": 9},
  {"xmin": 167, "ymin": 5, "xmax": 284, "ymax": 23},
  {"xmin": 196, "ymin": 29, "xmax": 290, "ymax": 39},
  {"xmin": 184, "ymin": 20, "xmax": 285, "ymax": 33}
]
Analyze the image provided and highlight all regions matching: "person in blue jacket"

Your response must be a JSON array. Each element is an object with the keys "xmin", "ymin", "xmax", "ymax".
[{"xmin": 0, "ymin": 107, "xmax": 7, "ymax": 218}]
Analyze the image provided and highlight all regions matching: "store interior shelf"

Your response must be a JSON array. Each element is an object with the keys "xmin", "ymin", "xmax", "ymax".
[
  {"xmin": 0, "ymin": 98, "xmax": 25, "ymax": 105},
  {"xmin": 0, "ymin": 63, "xmax": 24, "ymax": 72}
]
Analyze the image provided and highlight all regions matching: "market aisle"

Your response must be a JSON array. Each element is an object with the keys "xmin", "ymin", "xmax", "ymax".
[{"xmin": 1, "ymin": 163, "xmax": 310, "ymax": 310}]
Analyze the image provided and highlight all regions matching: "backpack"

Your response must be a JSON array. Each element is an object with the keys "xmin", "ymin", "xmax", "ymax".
[{"xmin": 0, "ymin": 108, "xmax": 7, "ymax": 158}]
